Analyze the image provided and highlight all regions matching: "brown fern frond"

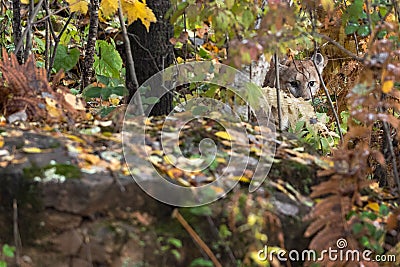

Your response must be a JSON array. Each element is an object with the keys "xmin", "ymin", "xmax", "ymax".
[{"xmin": 0, "ymin": 49, "xmax": 84, "ymax": 123}]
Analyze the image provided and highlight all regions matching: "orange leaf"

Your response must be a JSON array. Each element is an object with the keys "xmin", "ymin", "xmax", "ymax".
[{"xmin": 382, "ymin": 80, "xmax": 394, "ymax": 93}]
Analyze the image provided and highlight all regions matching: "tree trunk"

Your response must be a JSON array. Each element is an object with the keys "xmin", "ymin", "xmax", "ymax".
[
  {"xmin": 12, "ymin": 0, "xmax": 23, "ymax": 63},
  {"xmin": 127, "ymin": 0, "xmax": 174, "ymax": 116},
  {"xmin": 81, "ymin": 0, "xmax": 99, "ymax": 90}
]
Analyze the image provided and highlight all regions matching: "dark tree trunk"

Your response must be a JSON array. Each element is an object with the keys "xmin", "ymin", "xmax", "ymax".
[
  {"xmin": 81, "ymin": 0, "xmax": 99, "ymax": 90},
  {"xmin": 12, "ymin": 0, "xmax": 23, "ymax": 63},
  {"xmin": 127, "ymin": 0, "xmax": 174, "ymax": 116}
]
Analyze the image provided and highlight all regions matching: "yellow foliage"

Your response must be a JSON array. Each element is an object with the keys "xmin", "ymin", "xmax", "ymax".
[
  {"xmin": 100, "ymin": 0, "xmax": 118, "ymax": 17},
  {"xmin": 382, "ymin": 80, "xmax": 394, "ymax": 93},
  {"xmin": 64, "ymin": 0, "xmax": 156, "ymax": 31},
  {"xmin": 66, "ymin": 0, "xmax": 88, "ymax": 14},
  {"xmin": 23, "ymin": 147, "xmax": 42, "ymax": 153},
  {"xmin": 121, "ymin": 0, "xmax": 156, "ymax": 31},
  {"xmin": 365, "ymin": 202, "xmax": 380, "ymax": 212},
  {"xmin": 321, "ymin": 0, "xmax": 334, "ymax": 12},
  {"xmin": 215, "ymin": 131, "xmax": 234, "ymax": 141},
  {"xmin": 45, "ymin": 97, "xmax": 63, "ymax": 118}
]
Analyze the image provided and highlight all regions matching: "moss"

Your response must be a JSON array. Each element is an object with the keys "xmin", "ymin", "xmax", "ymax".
[
  {"xmin": 23, "ymin": 163, "xmax": 82, "ymax": 180},
  {"xmin": 50, "ymin": 163, "xmax": 81, "ymax": 179}
]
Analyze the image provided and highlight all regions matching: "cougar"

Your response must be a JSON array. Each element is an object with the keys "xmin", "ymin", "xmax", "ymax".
[
  {"xmin": 258, "ymin": 53, "xmax": 327, "ymax": 130},
  {"xmin": 263, "ymin": 53, "xmax": 327, "ymax": 100}
]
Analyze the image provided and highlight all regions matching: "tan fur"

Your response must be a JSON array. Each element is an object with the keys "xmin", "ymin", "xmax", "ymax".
[{"xmin": 263, "ymin": 54, "xmax": 327, "ymax": 100}]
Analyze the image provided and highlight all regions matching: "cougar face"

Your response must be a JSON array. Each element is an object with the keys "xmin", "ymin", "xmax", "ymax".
[{"xmin": 263, "ymin": 53, "xmax": 327, "ymax": 100}]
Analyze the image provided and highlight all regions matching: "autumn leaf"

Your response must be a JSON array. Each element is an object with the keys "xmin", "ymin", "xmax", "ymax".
[
  {"xmin": 321, "ymin": 0, "xmax": 335, "ymax": 13},
  {"xmin": 365, "ymin": 202, "xmax": 380, "ymax": 212},
  {"xmin": 215, "ymin": 131, "xmax": 234, "ymax": 141},
  {"xmin": 23, "ymin": 147, "xmax": 42, "ymax": 153},
  {"xmin": 121, "ymin": 0, "xmax": 157, "ymax": 31},
  {"xmin": 382, "ymin": 80, "xmax": 394, "ymax": 93},
  {"xmin": 45, "ymin": 97, "xmax": 62, "ymax": 118},
  {"xmin": 100, "ymin": 0, "xmax": 118, "ymax": 17},
  {"xmin": 66, "ymin": 0, "xmax": 88, "ymax": 14}
]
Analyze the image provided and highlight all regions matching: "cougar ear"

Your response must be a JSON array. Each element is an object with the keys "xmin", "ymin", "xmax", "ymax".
[
  {"xmin": 269, "ymin": 56, "xmax": 289, "ymax": 72},
  {"xmin": 278, "ymin": 63, "xmax": 289, "ymax": 72},
  {"xmin": 313, "ymin": 53, "xmax": 327, "ymax": 73}
]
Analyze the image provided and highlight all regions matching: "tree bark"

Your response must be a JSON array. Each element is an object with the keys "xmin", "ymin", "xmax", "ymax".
[
  {"xmin": 12, "ymin": 0, "xmax": 23, "ymax": 63},
  {"xmin": 81, "ymin": 0, "xmax": 99, "ymax": 90},
  {"xmin": 127, "ymin": 0, "xmax": 174, "ymax": 116}
]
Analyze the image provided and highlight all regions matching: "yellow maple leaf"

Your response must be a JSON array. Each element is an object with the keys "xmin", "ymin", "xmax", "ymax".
[
  {"xmin": 100, "ymin": 0, "xmax": 118, "ymax": 17},
  {"xmin": 66, "ymin": 0, "xmax": 88, "ymax": 14},
  {"xmin": 122, "ymin": 0, "xmax": 156, "ymax": 31}
]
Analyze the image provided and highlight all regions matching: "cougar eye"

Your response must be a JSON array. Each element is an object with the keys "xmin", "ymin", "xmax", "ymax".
[
  {"xmin": 308, "ymin": 81, "xmax": 316, "ymax": 87},
  {"xmin": 289, "ymin": 81, "xmax": 299, "ymax": 87}
]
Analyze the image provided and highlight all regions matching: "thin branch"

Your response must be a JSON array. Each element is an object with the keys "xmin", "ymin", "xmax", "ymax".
[
  {"xmin": 312, "ymin": 51, "xmax": 343, "ymax": 143},
  {"xmin": 364, "ymin": 0, "xmax": 373, "ymax": 39},
  {"xmin": 13, "ymin": 199, "xmax": 22, "ymax": 266},
  {"xmin": 23, "ymin": 0, "xmax": 34, "ymax": 61},
  {"xmin": 44, "ymin": 0, "xmax": 50, "ymax": 73},
  {"xmin": 14, "ymin": 0, "xmax": 45, "ymax": 54},
  {"xmin": 313, "ymin": 32, "xmax": 364, "ymax": 63},
  {"xmin": 127, "ymin": 32, "xmax": 160, "ymax": 72},
  {"xmin": 48, "ymin": 13, "xmax": 73, "ymax": 77},
  {"xmin": 382, "ymin": 120, "xmax": 400, "ymax": 194},
  {"xmin": 379, "ymin": 93, "xmax": 400, "ymax": 194},
  {"xmin": 274, "ymin": 53, "xmax": 283, "ymax": 132},
  {"xmin": 117, "ymin": 0, "xmax": 143, "ymax": 114},
  {"xmin": 309, "ymin": 8, "xmax": 343, "ymax": 142},
  {"xmin": 172, "ymin": 209, "xmax": 222, "ymax": 267},
  {"xmin": 33, "ymin": 6, "xmax": 70, "ymax": 25}
]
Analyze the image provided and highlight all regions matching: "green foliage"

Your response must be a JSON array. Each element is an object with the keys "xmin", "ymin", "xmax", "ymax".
[
  {"xmin": 82, "ymin": 73, "xmax": 128, "ymax": 117},
  {"xmin": 349, "ymin": 207, "xmax": 387, "ymax": 255},
  {"xmin": 170, "ymin": 0, "xmax": 260, "ymax": 45},
  {"xmin": 348, "ymin": 203, "xmax": 391, "ymax": 256},
  {"xmin": 290, "ymin": 114, "xmax": 337, "ymax": 155},
  {"xmin": 244, "ymin": 82, "xmax": 264, "ymax": 109},
  {"xmin": 53, "ymin": 44, "xmax": 80, "ymax": 72},
  {"xmin": 2, "ymin": 245, "xmax": 14, "ymax": 258},
  {"xmin": 0, "ymin": 10, "xmax": 14, "ymax": 52},
  {"xmin": 218, "ymin": 224, "xmax": 232, "ymax": 239},
  {"xmin": 82, "ymin": 85, "xmax": 128, "ymax": 100},
  {"xmin": 59, "ymin": 20, "xmax": 81, "ymax": 45},
  {"xmin": 0, "ymin": 244, "xmax": 15, "ymax": 267},
  {"xmin": 93, "ymin": 40, "xmax": 123, "ymax": 78},
  {"xmin": 342, "ymin": 0, "xmax": 393, "ymax": 38},
  {"xmin": 187, "ymin": 206, "xmax": 213, "ymax": 216},
  {"xmin": 157, "ymin": 235, "xmax": 183, "ymax": 261},
  {"xmin": 82, "ymin": 74, "xmax": 128, "ymax": 101},
  {"xmin": 189, "ymin": 258, "xmax": 214, "ymax": 267}
]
